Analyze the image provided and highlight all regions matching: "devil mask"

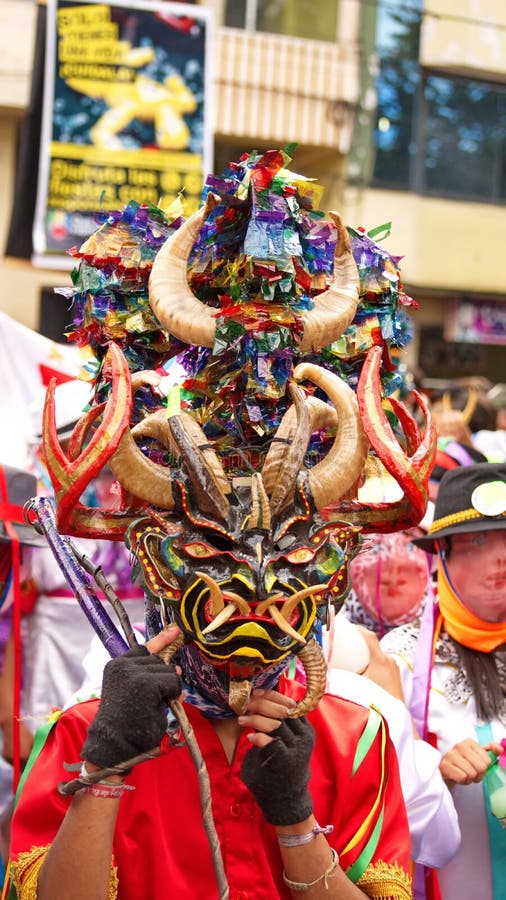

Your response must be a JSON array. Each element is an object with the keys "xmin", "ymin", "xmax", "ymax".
[{"xmin": 39, "ymin": 148, "xmax": 435, "ymax": 716}]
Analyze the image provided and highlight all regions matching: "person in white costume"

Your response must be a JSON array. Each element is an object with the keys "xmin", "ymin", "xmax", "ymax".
[
  {"xmin": 323, "ymin": 615, "xmax": 461, "ymax": 881},
  {"xmin": 381, "ymin": 462, "xmax": 506, "ymax": 900}
]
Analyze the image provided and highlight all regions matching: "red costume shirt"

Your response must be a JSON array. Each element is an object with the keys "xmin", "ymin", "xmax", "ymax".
[{"xmin": 9, "ymin": 679, "xmax": 412, "ymax": 899}]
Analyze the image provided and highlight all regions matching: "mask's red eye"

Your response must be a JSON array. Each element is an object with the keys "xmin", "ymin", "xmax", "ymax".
[
  {"xmin": 284, "ymin": 547, "xmax": 315, "ymax": 564},
  {"xmin": 183, "ymin": 542, "xmax": 221, "ymax": 559}
]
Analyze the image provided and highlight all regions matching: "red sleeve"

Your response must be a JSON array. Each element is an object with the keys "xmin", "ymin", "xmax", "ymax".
[
  {"xmin": 280, "ymin": 676, "xmax": 412, "ymax": 897},
  {"xmin": 10, "ymin": 700, "xmax": 98, "ymax": 862}
]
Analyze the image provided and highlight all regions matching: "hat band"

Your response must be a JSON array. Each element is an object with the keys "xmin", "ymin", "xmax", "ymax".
[{"xmin": 429, "ymin": 508, "xmax": 485, "ymax": 534}]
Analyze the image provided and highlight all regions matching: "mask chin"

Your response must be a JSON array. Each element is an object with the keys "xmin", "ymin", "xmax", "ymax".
[{"xmin": 177, "ymin": 644, "xmax": 292, "ymax": 717}]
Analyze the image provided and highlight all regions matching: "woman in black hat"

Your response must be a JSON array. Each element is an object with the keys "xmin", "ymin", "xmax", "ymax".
[{"xmin": 381, "ymin": 462, "xmax": 506, "ymax": 900}]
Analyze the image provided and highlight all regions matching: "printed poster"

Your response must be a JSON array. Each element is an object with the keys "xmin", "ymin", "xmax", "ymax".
[{"xmin": 33, "ymin": 0, "xmax": 213, "ymax": 268}]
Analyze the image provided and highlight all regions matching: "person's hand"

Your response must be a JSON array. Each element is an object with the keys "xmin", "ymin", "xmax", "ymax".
[
  {"xmin": 440, "ymin": 738, "xmax": 503, "ymax": 786},
  {"xmin": 359, "ymin": 627, "xmax": 405, "ymax": 702},
  {"xmin": 82, "ymin": 625, "xmax": 182, "ymax": 769},
  {"xmin": 239, "ymin": 688, "xmax": 315, "ymax": 825}
]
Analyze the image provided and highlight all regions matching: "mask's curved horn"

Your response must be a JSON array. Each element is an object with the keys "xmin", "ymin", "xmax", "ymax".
[
  {"xmin": 288, "ymin": 638, "xmax": 328, "ymax": 718},
  {"xmin": 261, "ymin": 383, "xmax": 311, "ymax": 518},
  {"xmin": 293, "ymin": 363, "xmax": 369, "ymax": 511},
  {"xmin": 105, "ymin": 368, "xmax": 176, "ymax": 510},
  {"xmin": 297, "ymin": 214, "xmax": 360, "ymax": 353},
  {"xmin": 43, "ymin": 344, "xmax": 133, "ymax": 532},
  {"xmin": 149, "ymin": 192, "xmax": 221, "ymax": 347},
  {"xmin": 168, "ymin": 415, "xmax": 231, "ymax": 520},
  {"xmin": 357, "ymin": 345, "xmax": 436, "ymax": 520},
  {"xmin": 262, "ymin": 395, "xmax": 338, "ymax": 499},
  {"xmin": 108, "ymin": 431, "xmax": 176, "ymax": 510},
  {"xmin": 132, "ymin": 408, "xmax": 231, "ymax": 505},
  {"xmin": 247, "ymin": 472, "xmax": 271, "ymax": 531},
  {"xmin": 442, "ymin": 388, "xmax": 477, "ymax": 425}
]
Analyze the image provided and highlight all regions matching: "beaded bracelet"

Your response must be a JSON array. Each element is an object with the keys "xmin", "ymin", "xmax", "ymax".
[
  {"xmin": 278, "ymin": 823, "xmax": 334, "ymax": 848},
  {"xmin": 282, "ymin": 847, "xmax": 339, "ymax": 893}
]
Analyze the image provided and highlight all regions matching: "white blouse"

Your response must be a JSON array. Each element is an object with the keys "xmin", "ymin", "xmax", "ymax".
[
  {"xmin": 326, "ymin": 668, "xmax": 461, "ymax": 870},
  {"xmin": 381, "ymin": 623, "xmax": 506, "ymax": 900}
]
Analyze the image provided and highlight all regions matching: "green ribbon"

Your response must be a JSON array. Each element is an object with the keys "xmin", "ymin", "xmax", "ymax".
[
  {"xmin": 346, "ymin": 807, "xmax": 385, "ymax": 884},
  {"xmin": 367, "ymin": 222, "xmax": 392, "ymax": 242},
  {"xmin": 352, "ymin": 707, "xmax": 382, "ymax": 775}
]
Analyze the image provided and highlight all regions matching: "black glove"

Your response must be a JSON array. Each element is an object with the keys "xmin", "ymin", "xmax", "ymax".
[
  {"xmin": 240, "ymin": 716, "xmax": 315, "ymax": 826},
  {"xmin": 82, "ymin": 645, "xmax": 182, "ymax": 768}
]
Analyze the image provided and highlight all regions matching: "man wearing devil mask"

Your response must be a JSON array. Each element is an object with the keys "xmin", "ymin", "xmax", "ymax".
[{"xmin": 7, "ymin": 150, "xmax": 431, "ymax": 899}]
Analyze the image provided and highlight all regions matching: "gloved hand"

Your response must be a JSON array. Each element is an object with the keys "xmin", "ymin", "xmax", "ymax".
[
  {"xmin": 82, "ymin": 644, "xmax": 182, "ymax": 768},
  {"xmin": 240, "ymin": 716, "xmax": 315, "ymax": 825}
]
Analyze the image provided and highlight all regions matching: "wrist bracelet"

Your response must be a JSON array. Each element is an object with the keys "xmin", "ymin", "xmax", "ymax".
[
  {"xmin": 81, "ymin": 782, "xmax": 128, "ymax": 800},
  {"xmin": 278, "ymin": 823, "xmax": 334, "ymax": 848},
  {"xmin": 282, "ymin": 847, "xmax": 339, "ymax": 892}
]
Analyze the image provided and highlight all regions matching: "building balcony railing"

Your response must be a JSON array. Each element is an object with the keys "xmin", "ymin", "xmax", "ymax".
[{"xmin": 214, "ymin": 27, "xmax": 359, "ymax": 151}]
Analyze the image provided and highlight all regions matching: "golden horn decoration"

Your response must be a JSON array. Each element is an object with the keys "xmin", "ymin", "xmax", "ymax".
[
  {"xmin": 297, "ymin": 213, "xmax": 360, "ymax": 353},
  {"xmin": 462, "ymin": 388, "xmax": 477, "ymax": 425},
  {"xmin": 195, "ymin": 571, "xmax": 225, "ymax": 616},
  {"xmin": 169, "ymin": 415, "xmax": 230, "ymax": 520},
  {"xmin": 280, "ymin": 584, "xmax": 329, "ymax": 620},
  {"xmin": 228, "ymin": 679, "xmax": 253, "ymax": 715},
  {"xmin": 132, "ymin": 409, "xmax": 231, "ymax": 500},
  {"xmin": 294, "ymin": 362, "xmax": 369, "ymax": 511},
  {"xmin": 178, "ymin": 412, "xmax": 231, "ymax": 498},
  {"xmin": 288, "ymin": 639, "xmax": 328, "ymax": 718},
  {"xmin": 262, "ymin": 396, "xmax": 337, "ymax": 497},
  {"xmin": 109, "ymin": 430, "xmax": 176, "ymax": 510},
  {"xmin": 266, "ymin": 383, "xmax": 311, "ymax": 518},
  {"xmin": 108, "ymin": 365, "xmax": 176, "ymax": 509},
  {"xmin": 441, "ymin": 391, "xmax": 452, "ymax": 412},
  {"xmin": 149, "ymin": 192, "xmax": 221, "ymax": 347},
  {"xmin": 247, "ymin": 473, "xmax": 272, "ymax": 531},
  {"xmin": 267, "ymin": 605, "xmax": 306, "ymax": 644},
  {"xmin": 201, "ymin": 602, "xmax": 237, "ymax": 635},
  {"xmin": 441, "ymin": 388, "xmax": 476, "ymax": 424},
  {"xmin": 132, "ymin": 409, "xmax": 179, "ymax": 456}
]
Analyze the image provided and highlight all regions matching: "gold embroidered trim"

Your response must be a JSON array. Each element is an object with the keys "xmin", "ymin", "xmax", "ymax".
[
  {"xmin": 11, "ymin": 845, "xmax": 119, "ymax": 900},
  {"xmin": 357, "ymin": 859, "xmax": 412, "ymax": 899},
  {"xmin": 11, "ymin": 846, "xmax": 48, "ymax": 900},
  {"xmin": 429, "ymin": 508, "xmax": 483, "ymax": 533}
]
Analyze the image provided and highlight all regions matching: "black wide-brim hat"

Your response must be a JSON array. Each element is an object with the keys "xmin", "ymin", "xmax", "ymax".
[
  {"xmin": 414, "ymin": 462, "xmax": 506, "ymax": 553},
  {"xmin": 0, "ymin": 465, "xmax": 46, "ymax": 547}
]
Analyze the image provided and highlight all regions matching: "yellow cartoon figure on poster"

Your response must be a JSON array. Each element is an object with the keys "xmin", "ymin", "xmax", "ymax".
[{"xmin": 67, "ymin": 68, "xmax": 197, "ymax": 152}]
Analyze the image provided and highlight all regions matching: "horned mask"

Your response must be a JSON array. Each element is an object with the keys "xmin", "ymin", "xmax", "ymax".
[{"xmin": 41, "ymin": 149, "xmax": 435, "ymax": 716}]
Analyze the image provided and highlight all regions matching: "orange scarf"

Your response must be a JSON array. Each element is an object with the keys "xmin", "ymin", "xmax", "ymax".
[{"xmin": 437, "ymin": 561, "xmax": 506, "ymax": 652}]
